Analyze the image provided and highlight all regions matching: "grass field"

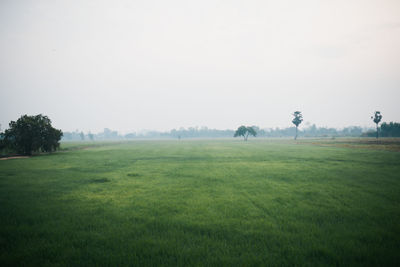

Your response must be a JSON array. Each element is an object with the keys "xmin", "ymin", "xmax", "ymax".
[{"xmin": 1, "ymin": 139, "xmax": 400, "ymax": 266}]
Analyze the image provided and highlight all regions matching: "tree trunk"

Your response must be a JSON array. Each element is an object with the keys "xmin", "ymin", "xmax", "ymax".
[
  {"xmin": 295, "ymin": 126, "xmax": 298, "ymax": 140},
  {"xmin": 376, "ymin": 124, "xmax": 379, "ymax": 140}
]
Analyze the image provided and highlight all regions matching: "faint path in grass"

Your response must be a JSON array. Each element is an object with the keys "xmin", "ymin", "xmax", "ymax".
[
  {"xmin": 301, "ymin": 138, "xmax": 400, "ymax": 152},
  {"xmin": 0, "ymin": 156, "xmax": 30, "ymax": 161},
  {"xmin": 59, "ymin": 141, "xmax": 130, "ymax": 152},
  {"xmin": 0, "ymin": 142, "xmax": 122, "ymax": 160}
]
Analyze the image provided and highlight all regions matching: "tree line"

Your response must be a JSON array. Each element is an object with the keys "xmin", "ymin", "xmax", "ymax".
[
  {"xmin": 1, "ymin": 111, "xmax": 399, "ymax": 155},
  {"xmin": 233, "ymin": 110, "xmax": 393, "ymax": 141},
  {"xmin": 61, "ymin": 124, "xmax": 373, "ymax": 141},
  {"xmin": 61, "ymin": 110, "xmax": 398, "ymax": 142}
]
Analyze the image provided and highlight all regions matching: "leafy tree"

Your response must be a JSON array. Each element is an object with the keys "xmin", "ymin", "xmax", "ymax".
[
  {"xmin": 371, "ymin": 111, "xmax": 382, "ymax": 139},
  {"xmin": 234, "ymin": 126, "xmax": 247, "ymax": 140},
  {"xmin": 3, "ymin": 114, "xmax": 62, "ymax": 155},
  {"xmin": 292, "ymin": 111, "xmax": 303, "ymax": 140},
  {"xmin": 234, "ymin": 126, "xmax": 257, "ymax": 141}
]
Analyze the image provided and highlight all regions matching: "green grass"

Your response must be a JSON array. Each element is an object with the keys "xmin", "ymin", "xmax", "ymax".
[{"xmin": 1, "ymin": 139, "xmax": 400, "ymax": 266}]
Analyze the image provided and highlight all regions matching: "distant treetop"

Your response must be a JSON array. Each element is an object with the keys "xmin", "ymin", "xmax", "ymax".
[{"xmin": 234, "ymin": 126, "xmax": 257, "ymax": 141}]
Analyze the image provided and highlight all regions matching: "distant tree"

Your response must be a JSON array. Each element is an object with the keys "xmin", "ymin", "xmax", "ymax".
[
  {"xmin": 380, "ymin": 122, "xmax": 400, "ymax": 137},
  {"xmin": 80, "ymin": 131, "xmax": 85, "ymax": 141},
  {"xmin": 292, "ymin": 111, "xmax": 303, "ymax": 140},
  {"xmin": 0, "ymin": 131, "xmax": 5, "ymax": 151},
  {"xmin": 124, "ymin": 133, "xmax": 136, "ymax": 139},
  {"xmin": 371, "ymin": 111, "xmax": 382, "ymax": 139},
  {"xmin": 3, "ymin": 114, "xmax": 62, "ymax": 155},
  {"xmin": 234, "ymin": 126, "xmax": 257, "ymax": 141},
  {"xmin": 246, "ymin": 127, "xmax": 257, "ymax": 140},
  {"xmin": 102, "ymin": 128, "xmax": 119, "ymax": 139},
  {"xmin": 234, "ymin": 126, "xmax": 247, "ymax": 140},
  {"xmin": 88, "ymin": 132, "xmax": 94, "ymax": 141}
]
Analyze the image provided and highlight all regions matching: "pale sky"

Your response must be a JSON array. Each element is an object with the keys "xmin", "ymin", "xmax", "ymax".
[{"xmin": 1, "ymin": 0, "xmax": 399, "ymax": 133}]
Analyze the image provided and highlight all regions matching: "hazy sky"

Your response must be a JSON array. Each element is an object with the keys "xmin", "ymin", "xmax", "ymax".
[{"xmin": 1, "ymin": 0, "xmax": 399, "ymax": 133}]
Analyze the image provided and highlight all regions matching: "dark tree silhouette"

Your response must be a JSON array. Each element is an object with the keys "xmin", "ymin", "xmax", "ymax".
[
  {"xmin": 380, "ymin": 122, "xmax": 400, "ymax": 137},
  {"xmin": 292, "ymin": 111, "xmax": 303, "ymax": 140},
  {"xmin": 371, "ymin": 111, "xmax": 382, "ymax": 140},
  {"xmin": 0, "ymin": 131, "xmax": 5, "ymax": 151},
  {"xmin": 3, "ymin": 114, "xmax": 62, "ymax": 155},
  {"xmin": 234, "ymin": 126, "xmax": 257, "ymax": 141}
]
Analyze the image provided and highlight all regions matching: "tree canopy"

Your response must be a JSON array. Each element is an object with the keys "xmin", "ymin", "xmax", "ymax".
[
  {"xmin": 292, "ymin": 111, "xmax": 303, "ymax": 140},
  {"xmin": 234, "ymin": 126, "xmax": 257, "ymax": 141},
  {"xmin": 292, "ymin": 111, "xmax": 303, "ymax": 127},
  {"xmin": 3, "ymin": 114, "xmax": 63, "ymax": 155},
  {"xmin": 371, "ymin": 111, "xmax": 383, "ymax": 139},
  {"xmin": 380, "ymin": 122, "xmax": 400, "ymax": 137},
  {"xmin": 371, "ymin": 111, "xmax": 382, "ymax": 125}
]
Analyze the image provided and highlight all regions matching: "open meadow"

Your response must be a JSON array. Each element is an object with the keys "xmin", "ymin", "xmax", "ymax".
[{"xmin": 1, "ymin": 139, "xmax": 400, "ymax": 266}]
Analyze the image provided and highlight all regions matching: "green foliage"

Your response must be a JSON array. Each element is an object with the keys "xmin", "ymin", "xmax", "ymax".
[
  {"xmin": 364, "ymin": 121, "xmax": 400, "ymax": 137},
  {"xmin": 371, "ymin": 111, "xmax": 383, "ymax": 139},
  {"xmin": 292, "ymin": 111, "xmax": 303, "ymax": 140},
  {"xmin": 234, "ymin": 126, "xmax": 257, "ymax": 141},
  {"xmin": 246, "ymin": 126, "xmax": 257, "ymax": 137},
  {"xmin": 380, "ymin": 122, "xmax": 400, "ymax": 137},
  {"xmin": 371, "ymin": 111, "xmax": 382, "ymax": 125},
  {"xmin": 0, "ymin": 140, "xmax": 399, "ymax": 266},
  {"xmin": 0, "ymin": 132, "xmax": 5, "ymax": 149},
  {"xmin": 3, "ymin": 114, "xmax": 62, "ymax": 155},
  {"xmin": 292, "ymin": 111, "xmax": 303, "ymax": 127},
  {"xmin": 234, "ymin": 125, "xmax": 247, "ymax": 138}
]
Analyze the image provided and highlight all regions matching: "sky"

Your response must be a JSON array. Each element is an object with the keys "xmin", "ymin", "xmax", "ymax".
[{"xmin": 1, "ymin": 0, "xmax": 399, "ymax": 133}]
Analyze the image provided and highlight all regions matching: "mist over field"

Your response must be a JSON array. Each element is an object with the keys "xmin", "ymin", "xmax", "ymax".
[
  {"xmin": 1, "ymin": 1, "xmax": 400, "ymax": 266},
  {"xmin": 1, "ymin": 0, "xmax": 400, "ymax": 133}
]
